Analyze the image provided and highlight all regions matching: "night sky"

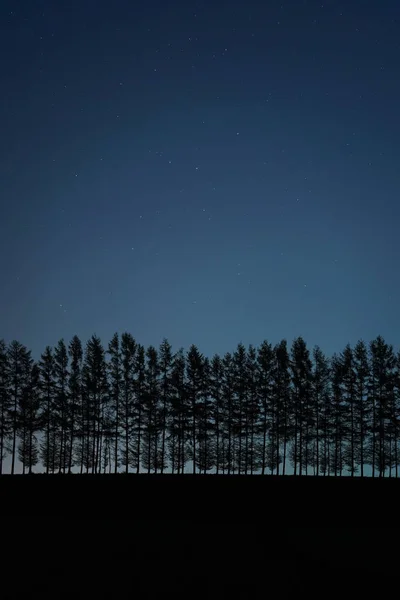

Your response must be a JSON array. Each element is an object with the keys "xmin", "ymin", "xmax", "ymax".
[{"xmin": 1, "ymin": 0, "xmax": 399, "ymax": 361}]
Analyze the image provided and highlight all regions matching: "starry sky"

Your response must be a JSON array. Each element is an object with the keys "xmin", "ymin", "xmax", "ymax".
[{"xmin": 1, "ymin": 0, "xmax": 399, "ymax": 361}]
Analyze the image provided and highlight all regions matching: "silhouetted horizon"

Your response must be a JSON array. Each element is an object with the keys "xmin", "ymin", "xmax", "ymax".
[{"xmin": 1, "ymin": 332, "xmax": 399, "ymax": 478}]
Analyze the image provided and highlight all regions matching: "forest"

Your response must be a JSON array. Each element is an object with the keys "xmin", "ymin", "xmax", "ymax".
[{"xmin": 0, "ymin": 333, "xmax": 399, "ymax": 477}]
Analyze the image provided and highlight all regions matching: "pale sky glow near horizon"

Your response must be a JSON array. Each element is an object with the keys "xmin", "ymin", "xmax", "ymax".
[{"xmin": 1, "ymin": 0, "xmax": 399, "ymax": 378}]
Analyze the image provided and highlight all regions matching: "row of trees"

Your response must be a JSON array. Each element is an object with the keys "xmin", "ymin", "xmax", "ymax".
[{"xmin": 0, "ymin": 333, "xmax": 399, "ymax": 477}]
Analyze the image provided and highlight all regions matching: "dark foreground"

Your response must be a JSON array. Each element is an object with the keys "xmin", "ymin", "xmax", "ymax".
[{"xmin": 1, "ymin": 475, "xmax": 398, "ymax": 597}]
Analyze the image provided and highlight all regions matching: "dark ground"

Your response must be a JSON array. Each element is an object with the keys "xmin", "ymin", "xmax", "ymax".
[{"xmin": 1, "ymin": 475, "xmax": 398, "ymax": 597}]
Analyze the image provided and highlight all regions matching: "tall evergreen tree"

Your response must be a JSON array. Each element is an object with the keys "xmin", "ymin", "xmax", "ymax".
[
  {"xmin": 290, "ymin": 337, "xmax": 313, "ymax": 475},
  {"xmin": 221, "ymin": 352, "xmax": 235, "ymax": 474},
  {"xmin": 209, "ymin": 353, "xmax": 224, "ymax": 474},
  {"xmin": 159, "ymin": 339, "xmax": 173, "ymax": 473},
  {"xmin": 119, "ymin": 333, "xmax": 137, "ymax": 473},
  {"xmin": 186, "ymin": 345, "xmax": 205, "ymax": 474},
  {"xmin": 142, "ymin": 345, "xmax": 161, "ymax": 473},
  {"xmin": 353, "ymin": 340, "xmax": 370, "ymax": 477},
  {"xmin": 232, "ymin": 343, "xmax": 248, "ymax": 474},
  {"xmin": 132, "ymin": 344, "xmax": 146, "ymax": 473},
  {"xmin": 8, "ymin": 340, "xmax": 32, "ymax": 475},
  {"xmin": 67, "ymin": 335, "xmax": 83, "ymax": 473},
  {"xmin": 0, "ymin": 340, "xmax": 11, "ymax": 474},
  {"xmin": 330, "ymin": 353, "xmax": 346, "ymax": 476},
  {"xmin": 368, "ymin": 336, "xmax": 397, "ymax": 477},
  {"xmin": 38, "ymin": 346, "xmax": 56, "ymax": 474},
  {"xmin": 311, "ymin": 346, "xmax": 331, "ymax": 476},
  {"xmin": 391, "ymin": 351, "xmax": 400, "ymax": 477},
  {"xmin": 17, "ymin": 361, "xmax": 41, "ymax": 473},
  {"xmin": 81, "ymin": 335, "xmax": 108, "ymax": 473},
  {"xmin": 273, "ymin": 340, "xmax": 292, "ymax": 475},
  {"xmin": 107, "ymin": 333, "xmax": 122, "ymax": 473},
  {"xmin": 168, "ymin": 348, "xmax": 189, "ymax": 474},
  {"xmin": 257, "ymin": 341, "xmax": 275, "ymax": 475},
  {"xmin": 196, "ymin": 357, "xmax": 215, "ymax": 473},
  {"xmin": 340, "ymin": 344, "xmax": 357, "ymax": 476},
  {"xmin": 245, "ymin": 345, "xmax": 260, "ymax": 474},
  {"xmin": 54, "ymin": 339, "xmax": 69, "ymax": 473}
]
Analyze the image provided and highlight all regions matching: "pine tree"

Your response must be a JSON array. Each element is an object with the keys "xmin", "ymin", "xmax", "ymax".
[
  {"xmin": 39, "ymin": 346, "xmax": 57, "ymax": 473},
  {"xmin": 273, "ymin": 340, "xmax": 291, "ymax": 475},
  {"xmin": 54, "ymin": 339, "xmax": 69, "ymax": 473},
  {"xmin": 330, "ymin": 354, "xmax": 346, "ymax": 476},
  {"xmin": 391, "ymin": 351, "xmax": 400, "ymax": 477},
  {"xmin": 132, "ymin": 344, "xmax": 146, "ymax": 473},
  {"xmin": 142, "ymin": 345, "xmax": 160, "ymax": 473},
  {"xmin": 289, "ymin": 337, "xmax": 313, "ymax": 475},
  {"xmin": 82, "ymin": 335, "xmax": 108, "ymax": 473},
  {"xmin": 256, "ymin": 341, "xmax": 275, "ymax": 475},
  {"xmin": 340, "ymin": 344, "xmax": 357, "ymax": 475},
  {"xmin": 168, "ymin": 348, "xmax": 189, "ymax": 474},
  {"xmin": 245, "ymin": 345, "xmax": 260, "ymax": 474},
  {"xmin": 221, "ymin": 352, "xmax": 235, "ymax": 474},
  {"xmin": 0, "ymin": 340, "xmax": 11, "ymax": 474},
  {"xmin": 196, "ymin": 357, "xmax": 215, "ymax": 473},
  {"xmin": 8, "ymin": 341, "xmax": 32, "ymax": 475},
  {"xmin": 231, "ymin": 343, "xmax": 248, "ymax": 474},
  {"xmin": 159, "ymin": 339, "xmax": 173, "ymax": 473},
  {"xmin": 311, "ymin": 346, "xmax": 331, "ymax": 476},
  {"xmin": 353, "ymin": 340, "xmax": 370, "ymax": 477},
  {"xmin": 17, "ymin": 361, "xmax": 41, "ymax": 473},
  {"xmin": 209, "ymin": 354, "xmax": 224, "ymax": 474},
  {"xmin": 368, "ymin": 336, "xmax": 397, "ymax": 477},
  {"xmin": 67, "ymin": 335, "xmax": 83, "ymax": 473},
  {"xmin": 107, "ymin": 333, "xmax": 122, "ymax": 473},
  {"xmin": 186, "ymin": 345, "xmax": 205, "ymax": 474}
]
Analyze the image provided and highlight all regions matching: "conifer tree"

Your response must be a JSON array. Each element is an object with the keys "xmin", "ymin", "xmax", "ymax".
[
  {"xmin": 290, "ymin": 337, "xmax": 313, "ymax": 475},
  {"xmin": 17, "ymin": 361, "xmax": 41, "ymax": 473},
  {"xmin": 54, "ymin": 339, "xmax": 69, "ymax": 473},
  {"xmin": 107, "ymin": 333, "xmax": 122, "ymax": 473},
  {"xmin": 273, "ymin": 340, "xmax": 292, "ymax": 475},
  {"xmin": 68, "ymin": 335, "xmax": 83, "ymax": 473},
  {"xmin": 142, "ymin": 345, "xmax": 160, "ymax": 473},
  {"xmin": 311, "ymin": 346, "xmax": 331, "ymax": 476},
  {"xmin": 168, "ymin": 348, "xmax": 188, "ymax": 474},
  {"xmin": 39, "ymin": 346, "xmax": 57, "ymax": 473},
  {"xmin": 0, "ymin": 340, "xmax": 11, "ymax": 474},
  {"xmin": 8, "ymin": 340, "xmax": 32, "ymax": 474},
  {"xmin": 209, "ymin": 353, "xmax": 224, "ymax": 474},
  {"xmin": 159, "ymin": 339, "xmax": 173, "ymax": 473}
]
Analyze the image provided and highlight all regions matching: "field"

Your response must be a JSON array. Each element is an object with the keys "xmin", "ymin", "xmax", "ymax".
[{"xmin": 1, "ymin": 475, "xmax": 397, "ymax": 596}]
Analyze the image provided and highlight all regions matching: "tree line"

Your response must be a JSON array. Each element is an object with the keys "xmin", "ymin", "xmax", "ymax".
[{"xmin": 0, "ymin": 333, "xmax": 399, "ymax": 477}]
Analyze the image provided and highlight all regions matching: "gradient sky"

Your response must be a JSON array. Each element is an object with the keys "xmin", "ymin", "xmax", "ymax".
[{"xmin": 1, "ymin": 0, "xmax": 399, "ymax": 361}]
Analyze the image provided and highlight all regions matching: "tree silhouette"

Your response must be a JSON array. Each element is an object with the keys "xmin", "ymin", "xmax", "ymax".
[
  {"xmin": 68, "ymin": 335, "xmax": 83, "ymax": 473},
  {"xmin": 353, "ymin": 340, "xmax": 369, "ymax": 477},
  {"xmin": 39, "ymin": 346, "xmax": 56, "ymax": 474},
  {"xmin": 168, "ymin": 348, "xmax": 188, "ymax": 474},
  {"xmin": 2, "ymin": 331, "xmax": 400, "ymax": 477},
  {"xmin": 209, "ymin": 353, "xmax": 224, "ymax": 475},
  {"xmin": 17, "ymin": 361, "xmax": 41, "ymax": 474},
  {"xmin": 159, "ymin": 339, "xmax": 173, "ymax": 473},
  {"xmin": 186, "ymin": 345, "xmax": 205, "ymax": 475},
  {"xmin": 311, "ymin": 345, "xmax": 331, "ymax": 476},
  {"xmin": 53, "ymin": 339, "xmax": 69, "ymax": 473},
  {"xmin": 119, "ymin": 333, "xmax": 136, "ymax": 473},
  {"xmin": 107, "ymin": 332, "xmax": 121, "ymax": 473},
  {"xmin": 274, "ymin": 340, "xmax": 291, "ymax": 475},
  {"xmin": 142, "ymin": 345, "xmax": 161, "ymax": 473},
  {"xmin": 368, "ymin": 336, "xmax": 397, "ymax": 477},
  {"xmin": 8, "ymin": 340, "xmax": 32, "ymax": 475},
  {"xmin": 0, "ymin": 340, "xmax": 11, "ymax": 474},
  {"xmin": 289, "ymin": 337, "xmax": 313, "ymax": 475}
]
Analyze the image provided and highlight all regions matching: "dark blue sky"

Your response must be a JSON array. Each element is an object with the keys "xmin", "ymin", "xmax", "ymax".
[{"xmin": 1, "ymin": 0, "xmax": 399, "ymax": 360}]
